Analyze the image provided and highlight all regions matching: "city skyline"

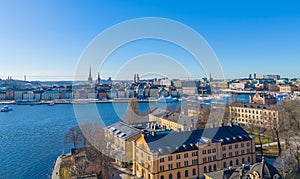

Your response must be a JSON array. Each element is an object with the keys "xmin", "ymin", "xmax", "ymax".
[{"xmin": 1, "ymin": 1, "xmax": 300, "ymax": 81}]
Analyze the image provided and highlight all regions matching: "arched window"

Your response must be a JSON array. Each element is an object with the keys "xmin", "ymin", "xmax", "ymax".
[
  {"xmin": 185, "ymin": 170, "xmax": 189, "ymax": 177},
  {"xmin": 242, "ymin": 158, "xmax": 245, "ymax": 164},
  {"xmin": 148, "ymin": 174, "xmax": 150, "ymax": 179},
  {"xmin": 192, "ymin": 168, "xmax": 196, "ymax": 175},
  {"xmin": 213, "ymin": 164, "xmax": 217, "ymax": 171},
  {"xmin": 177, "ymin": 172, "xmax": 181, "ymax": 178},
  {"xmin": 236, "ymin": 159, "xmax": 239, "ymax": 165},
  {"xmin": 204, "ymin": 166, "xmax": 207, "ymax": 173},
  {"xmin": 160, "ymin": 176, "xmax": 164, "ymax": 179},
  {"xmin": 223, "ymin": 162, "xmax": 227, "ymax": 168},
  {"xmin": 230, "ymin": 160, "xmax": 233, "ymax": 166},
  {"xmin": 209, "ymin": 165, "xmax": 212, "ymax": 172},
  {"xmin": 169, "ymin": 173, "xmax": 172, "ymax": 179},
  {"xmin": 248, "ymin": 156, "xmax": 251, "ymax": 163}
]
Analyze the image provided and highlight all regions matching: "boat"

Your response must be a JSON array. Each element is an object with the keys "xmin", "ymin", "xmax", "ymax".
[
  {"xmin": 48, "ymin": 101, "xmax": 55, "ymax": 106},
  {"xmin": 15, "ymin": 100, "xmax": 41, "ymax": 105},
  {"xmin": 1, "ymin": 105, "xmax": 13, "ymax": 112},
  {"xmin": 156, "ymin": 96, "xmax": 177, "ymax": 103}
]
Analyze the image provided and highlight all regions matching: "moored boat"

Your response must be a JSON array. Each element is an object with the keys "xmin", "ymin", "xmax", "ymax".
[{"xmin": 1, "ymin": 105, "xmax": 13, "ymax": 112}]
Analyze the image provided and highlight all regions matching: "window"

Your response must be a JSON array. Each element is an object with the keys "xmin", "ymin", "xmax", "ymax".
[
  {"xmin": 177, "ymin": 172, "xmax": 181, "ymax": 179},
  {"xmin": 242, "ymin": 158, "xmax": 245, "ymax": 164},
  {"xmin": 203, "ymin": 150, "xmax": 206, "ymax": 154},
  {"xmin": 168, "ymin": 156, "xmax": 173, "ymax": 161},
  {"xmin": 193, "ymin": 168, "xmax": 196, "ymax": 175},
  {"xmin": 160, "ymin": 176, "xmax": 164, "ymax": 179},
  {"xmin": 176, "ymin": 162, "xmax": 181, "ymax": 168},
  {"xmin": 160, "ymin": 158, "xmax": 164, "ymax": 163},
  {"xmin": 236, "ymin": 159, "xmax": 239, "ymax": 165},
  {"xmin": 192, "ymin": 159, "xmax": 198, "ymax": 165},
  {"xmin": 185, "ymin": 170, "xmax": 189, "ymax": 177},
  {"xmin": 213, "ymin": 164, "xmax": 217, "ymax": 171},
  {"xmin": 203, "ymin": 157, "xmax": 207, "ymax": 162},
  {"xmin": 247, "ymin": 142, "xmax": 250, "ymax": 146},
  {"xmin": 169, "ymin": 174, "xmax": 173, "ymax": 179},
  {"xmin": 204, "ymin": 166, "xmax": 207, "ymax": 173},
  {"xmin": 241, "ymin": 143, "xmax": 244, "ymax": 147},
  {"xmin": 235, "ymin": 151, "xmax": 239, "ymax": 156},
  {"xmin": 212, "ymin": 148, "xmax": 216, "ymax": 153},
  {"xmin": 241, "ymin": 150, "xmax": 245, "ymax": 154},
  {"xmin": 184, "ymin": 153, "xmax": 188, "ymax": 158},
  {"xmin": 208, "ymin": 156, "xmax": 212, "ymax": 162},
  {"xmin": 222, "ymin": 146, "xmax": 226, "ymax": 151},
  {"xmin": 213, "ymin": 155, "xmax": 216, "ymax": 160},
  {"xmin": 230, "ymin": 160, "xmax": 233, "ymax": 166},
  {"xmin": 229, "ymin": 145, "xmax": 232, "ymax": 150},
  {"xmin": 168, "ymin": 164, "xmax": 173, "ymax": 170},
  {"xmin": 248, "ymin": 156, "xmax": 251, "ymax": 163},
  {"xmin": 208, "ymin": 149, "xmax": 211, "ymax": 154},
  {"xmin": 160, "ymin": 165, "xmax": 164, "ymax": 171},
  {"xmin": 235, "ymin": 144, "xmax": 238, "ymax": 149},
  {"xmin": 223, "ymin": 154, "xmax": 226, "ymax": 159},
  {"xmin": 229, "ymin": 152, "xmax": 232, "ymax": 157},
  {"xmin": 223, "ymin": 162, "xmax": 227, "ymax": 168},
  {"xmin": 247, "ymin": 149, "xmax": 250, "ymax": 153},
  {"xmin": 176, "ymin": 154, "xmax": 180, "ymax": 159},
  {"xmin": 184, "ymin": 161, "xmax": 189, "ymax": 166},
  {"xmin": 209, "ymin": 165, "xmax": 212, "ymax": 172}
]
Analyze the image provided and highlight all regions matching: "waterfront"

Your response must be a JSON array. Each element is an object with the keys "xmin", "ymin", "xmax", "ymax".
[
  {"xmin": 0, "ymin": 94, "xmax": 255, "ymax": 178},
  {"xmin": 0, "ymin": 103, "xmax": 147, "ymax": 178}
]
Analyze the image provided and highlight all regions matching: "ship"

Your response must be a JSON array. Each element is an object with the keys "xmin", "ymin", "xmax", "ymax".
[
  {"xmin": 1, "ymin": 105, "xmax": 13, "ymax": 112},
  {"xmin": 156, "ymin": 96, "xmax": 177, "ymax": 103}
]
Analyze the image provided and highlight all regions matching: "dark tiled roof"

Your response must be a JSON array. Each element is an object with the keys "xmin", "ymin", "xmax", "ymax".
[
  {"xmin": 143, "ymin": 126, "xmax": 251, "ymax": 154},
  {"xmin": 231, "ymin": 102, "xmax": 276, "ymax": 110},
  {"xmin": 204, "ymin": 168, "xmax": 240, "ymax": 179}
]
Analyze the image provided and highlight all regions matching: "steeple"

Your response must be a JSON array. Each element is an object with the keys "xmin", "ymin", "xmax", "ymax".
[
  {"xmin": 88, "ymin": 66, "xmax": 93, "ymax": 84},
  {"xmin": 97, "ymin": 72, "xmax": 101, "ymax": 85}
]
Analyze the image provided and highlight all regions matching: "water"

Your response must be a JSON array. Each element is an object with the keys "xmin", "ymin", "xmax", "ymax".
[
  {"xmin": 0, "ymin": 102, "xmax": 154, "ymax": 178},
  {"xmin": 0, "ymin": 94, "xmax": 262, "ymax": 178}
]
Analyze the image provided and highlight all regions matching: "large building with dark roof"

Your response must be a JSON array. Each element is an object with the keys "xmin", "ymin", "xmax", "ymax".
[{"xmin": 133, "ymin": 125, "xmax": 256, "ymax": 179}]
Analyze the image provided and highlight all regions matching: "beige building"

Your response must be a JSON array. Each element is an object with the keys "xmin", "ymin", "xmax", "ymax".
[
  {"xmin": 104, "ymin": 122, "xmax": 142, "ymax": 167},
  {"xmin": 279, "ymin": 85, "xmax": 293, "ymax": 93},
  {"xmin": 133, "ymin": 126, "xmax": 256, "ymax": 179},
  {"xmin": 229, "ymin": 102, "xmax": 279, "ymax": 128},
  {"xmin": 149, "ymin": 108, "xmax": 196, "ymax": 131}
]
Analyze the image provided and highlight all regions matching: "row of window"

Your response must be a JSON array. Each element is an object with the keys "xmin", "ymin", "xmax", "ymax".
[
  {"xmin": 222, "ymin": 142, "xmax": 250, "ymax": 151},
  {"xmin": 231, "ymin": 108, "xmax": 276, "ymax": 116},
  {"xmin": 160, "ymin": 169, "xmax": 197, "ymax": 179},
  {"xmin": 160, "ymin": 160, "xmax": 191, "ymax": 171},
  {"xmin": 160, "ymin": 152, "xmax": 197, "ymax": 163},
  {"xmin": 202, "ymin": 148, "xmax": 216, "ymax": 154}
]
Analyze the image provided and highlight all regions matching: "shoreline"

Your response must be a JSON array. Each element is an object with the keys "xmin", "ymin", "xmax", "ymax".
[{"xmin": 0, "ymin": 99, "xmax": 163, "ymax": 105}]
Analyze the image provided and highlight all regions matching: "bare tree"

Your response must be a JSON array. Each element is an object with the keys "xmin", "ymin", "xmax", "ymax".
[
  {"xmin": 123, "ymin": 98, "xmax": 145, "ymax": 124},
  {"xmin": 64, "ymin": 126, "xmax": 84, "ymax": 149}
]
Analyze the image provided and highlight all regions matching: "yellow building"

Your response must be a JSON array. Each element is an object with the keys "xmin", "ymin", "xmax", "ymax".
[
  {"xmin": 133, "ymin": 126, "xmax": 256, "ymax": 179},
  {"xmin": 149, "ymin": 108, "xmax": 196, "ymax": 131},
  {"xmin": 229, "ymin": 102, "xmax": 279, "ymax": 128},
  {"xmin": 104, "ymin": 122, "xmax": 142, "ymax": 167}
]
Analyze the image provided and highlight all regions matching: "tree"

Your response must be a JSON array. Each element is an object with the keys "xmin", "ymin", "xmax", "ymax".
[
  {"xmin": 123, "ymin": 98, "xmax": 144, "ymax": 124},
  {"xmin": 64, "ymin": 126, "xmax": 84, "ymax": 149}
]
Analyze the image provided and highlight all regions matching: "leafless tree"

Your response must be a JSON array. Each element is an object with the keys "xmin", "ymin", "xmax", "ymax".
[{"xmin": 64, "ymin": 125, "xmax": 84, "ymax": 149}]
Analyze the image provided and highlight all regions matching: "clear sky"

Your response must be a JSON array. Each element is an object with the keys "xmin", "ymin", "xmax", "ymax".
[{"xmin": 0, "ymin": 0, "xmax": 299, "ymax": 81}]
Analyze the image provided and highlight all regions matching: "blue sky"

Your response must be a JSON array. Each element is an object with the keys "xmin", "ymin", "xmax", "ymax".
[{"xmin": 0, "ymin": 0, "xmax": 299, "ymax": 81}]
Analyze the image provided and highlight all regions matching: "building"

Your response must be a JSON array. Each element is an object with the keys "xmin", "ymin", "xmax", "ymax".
[
  {"xmin": 41, "ymin": 90, "xmax": 60, "ymax": 100},
  {"xmin": 104, "ymin": 122, "xmax": 142, "ymax": 167},
  {"xmin": 133, "ymin": 126, "xmax": 256, "ymax": 179},
  {"xmin": 204, "ymin": 158, "xmax": 282, "ymax": 179},
  {"xmin": 229, "ymin": 102, "xmax": 279, "ymax": 128},
  {"xmin": 149, "ymin": 108, "xmax": 197, "ymax": 132},
  {"xmin": 279, "ymin": 85, "xmax": 293, "ymax": 93}
]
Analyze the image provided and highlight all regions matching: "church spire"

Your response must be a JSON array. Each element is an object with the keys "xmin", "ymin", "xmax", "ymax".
[
  {"xmin": 97, "ymin": 72, "xmax": 101, "ymax": 84},
  {"xmin": 88, "ymin": 66, "xmax": 93, "ymax": 84}
]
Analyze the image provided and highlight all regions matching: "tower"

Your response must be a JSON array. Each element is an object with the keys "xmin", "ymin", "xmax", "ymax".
[
  {"xmin": 97, "ymin": 72, "xmax": 101, "ymax": 85},
  {"xmin": 88, "ymin": 66, "xmax": 93, "ymax": 84}
]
